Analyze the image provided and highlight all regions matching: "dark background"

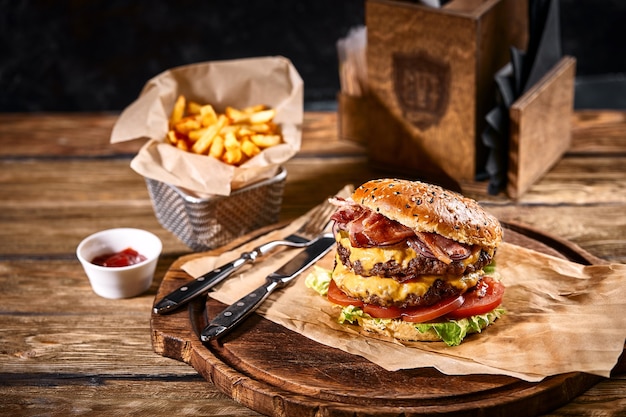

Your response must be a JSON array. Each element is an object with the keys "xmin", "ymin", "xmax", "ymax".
[{"xmin": 1, "ymin": 0, "xmax": 625, "ymax": 112}]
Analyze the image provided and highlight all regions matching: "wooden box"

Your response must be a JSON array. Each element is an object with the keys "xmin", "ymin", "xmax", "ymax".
[
  {"xmin": 364, "ymin": 0, "xmax": 528, "ymax": 184},
  {"xmin": 507, "ymin": 56, "xmax": 576, "ymax": 198}
]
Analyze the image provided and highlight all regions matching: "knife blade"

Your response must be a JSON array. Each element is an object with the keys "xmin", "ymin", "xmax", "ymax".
[{"xmin": 200, "ymin": 233, "xmax": 335, "ymax": 342}]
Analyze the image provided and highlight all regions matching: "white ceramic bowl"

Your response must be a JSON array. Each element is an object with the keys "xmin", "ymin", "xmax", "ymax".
[{"xmin": 76, "ymin": 228, "xmax": 162, "ymax": 299}]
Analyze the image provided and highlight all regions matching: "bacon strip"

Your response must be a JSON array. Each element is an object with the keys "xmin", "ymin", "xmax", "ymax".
[
  {"xmin": 414, "ymin": 232, "xmax": 453, "ymax": 264},
  {"xmin": 331, "ymin": 199, "xmax": 471, "ymax": 263}
]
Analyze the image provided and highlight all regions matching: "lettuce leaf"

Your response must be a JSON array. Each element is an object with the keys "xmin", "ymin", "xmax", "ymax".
[
  {"xmin": 415, "ymin": 308, "xmax": 505, "ymax": 346},
  {"xmin": 304, "ymin": 266, "xmax": 332, "ymax": 296},
  {"xmin": 339, "ymin": 305, "xmax": 364, "ymax": 324},
  {"xmin": 339, "ymin": 305, "xmax": 505, "ymax": 347},
  {"xmin": 483, "ymin": 260, "xmax": 497, "ymax": 275}
]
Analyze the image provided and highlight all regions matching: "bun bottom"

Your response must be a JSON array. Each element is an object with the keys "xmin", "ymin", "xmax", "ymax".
[{"xmin": 352, "ymin": 312, "xmax": 500, "ymax": 343}]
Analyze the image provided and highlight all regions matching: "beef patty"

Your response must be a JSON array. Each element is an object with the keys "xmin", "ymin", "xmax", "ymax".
[{"xmin": 336, "ymin": 241, "xmax": 493, "ymax": 282}]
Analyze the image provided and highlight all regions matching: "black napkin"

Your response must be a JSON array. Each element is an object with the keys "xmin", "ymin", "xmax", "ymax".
[{"xmin": 481, "ymin": 0, "xmax": 563, "ymax": 194}]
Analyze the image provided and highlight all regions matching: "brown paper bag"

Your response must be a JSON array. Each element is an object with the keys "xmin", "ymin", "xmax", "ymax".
[{"xmin": 110, "ymin": 56, "xmax": 303, "ymax": 196}]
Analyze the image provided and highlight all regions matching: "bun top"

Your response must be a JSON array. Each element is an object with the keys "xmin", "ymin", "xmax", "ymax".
[{"xmin": 352, "ymin": 179, "xmax": 502, "ymax": 248}]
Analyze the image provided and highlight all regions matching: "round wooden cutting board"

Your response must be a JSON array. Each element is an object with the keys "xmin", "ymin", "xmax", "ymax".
[{"xmin": 150, "ymin": 222, "xmax": 611, "ymax": 417}]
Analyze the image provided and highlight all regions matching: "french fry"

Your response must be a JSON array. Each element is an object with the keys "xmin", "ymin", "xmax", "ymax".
[
  {"xmin": 165, "ymin": 95, "xmax": 283, "ymax": 166},
  {"xmin": 188, "ymin": 127, "xmax": 208, "ymax": 142},
  {"xmin": 166, "ymin": 130, "xmax": 179, "ymax": 145},
  {"xmin": 248, "ymin": 109, "xmax": 276, "ymax": 124},
  {"xmin": 250, "ymin": 134, "xmax": 281, "ymax": 148},
  {"xmin": 174, "ymin": 117, "xmax": 201, "ymax": 134},
  {"xmin": 208, "ymin": 135, "xmax": 225, "ymax": 159},
  {"xmin": 191, "ymin": 115, "xmax": 228, "ymax": 154},
  {"xmin": 225, "ymin": 106, "xmax": 245, "ymax": 123},
  {"xmin": 175, "ymin": 139, "xmax": 189, "ymax": 152},
  {"xmin": 169, "ymin": 95, "xmax": 186, "ymax": 126},
  {"xmin": 222, "ymin": 132, "xmax": 242, "ymax": 165},
  {"xmin": 242, "ymin": 104, "xmax": 267, "ymax": 113},
  {"xmin": 241, "ymin": 138, "xmax": 261, "ymax": 158},
  {"xmin": 186, "ymin": 100, "xmax": 203, "ymax": 115},
  {"xmin": 245, "ymin": 122, "xmax": 273, "ymax": 133},
  {"xmin": 199, "ymin": 105, "xmax": 218, "ymax": 127}
]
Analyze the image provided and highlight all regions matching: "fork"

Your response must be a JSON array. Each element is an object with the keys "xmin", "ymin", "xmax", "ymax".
[{"xmin": 153, "ymin": 198, "xmax": 337, "ymax": 314}]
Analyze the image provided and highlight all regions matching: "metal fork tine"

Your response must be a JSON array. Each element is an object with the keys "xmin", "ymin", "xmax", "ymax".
[{"xmin": 299, "ymin": 199, "xmax": 336, "ymax": 239}]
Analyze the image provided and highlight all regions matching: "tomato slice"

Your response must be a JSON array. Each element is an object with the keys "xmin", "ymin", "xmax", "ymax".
[
  {"xmin": 445, "ymin": 277, "xmax": 505, "ymax": 319},
  {"xmin": 326, "ymin": 276, "xmax": 505, "ymax": 323},
  {"xmin": 363, "ymin": 303, "xmax": 403, "ymax": 319},
  {"xmin": 327, "ymin": 279, "xmax": 364, "ymax": 308},
  {"xmin": 401, "ymin": 295, "xmax": 465, "ymax": 323}
]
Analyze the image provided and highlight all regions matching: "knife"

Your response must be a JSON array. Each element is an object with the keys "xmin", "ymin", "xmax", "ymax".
[
  {"xmin": 200, "ymin": 233, "xmax": 335, "ymax": 342},
  {"xmin": 153, "ymin": 251, "xmax": 256, "ymax": 315}
]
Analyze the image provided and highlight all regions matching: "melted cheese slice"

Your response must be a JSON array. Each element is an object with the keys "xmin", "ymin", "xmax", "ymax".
[
  {"xmin": 332, "ymin": 256, "xmax": 483, "ymax": 304},
  {"xmin": 333, "ymin": 232, "xmax": 487, "ymax": 304}
]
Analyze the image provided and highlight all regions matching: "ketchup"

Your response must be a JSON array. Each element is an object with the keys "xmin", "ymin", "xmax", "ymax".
[{"xmin": 91, "ymin": 248, "xmax": 147, "ymax": 267}]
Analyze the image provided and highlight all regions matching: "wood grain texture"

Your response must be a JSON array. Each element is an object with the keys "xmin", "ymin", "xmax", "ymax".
[
  {"xmin": 508, "ymin": 57, "xmax": 577, "ymax": 198},
  {"xmin": 0, "ymin": 111, "xmax": 625, "ymax": 416},
  {"xmin": 366, "ymin": 0, "xmax": 477, "ymax": 180},
  {"xmin": 365, "ymin": 0, "xmax": 527, "ymax": 182}
]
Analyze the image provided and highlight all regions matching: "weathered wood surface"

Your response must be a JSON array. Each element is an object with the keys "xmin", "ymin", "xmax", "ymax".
[
  {"xmin": 0, "ymin": 110, "xmax": 625, "ymax": 416},
  {"xmin": 365, "ymin": 0, "xmax": 528, "ymax": 181},
  {"xmin": 508, "ymin": 56, "xmax": 576, "ymax": 198}
]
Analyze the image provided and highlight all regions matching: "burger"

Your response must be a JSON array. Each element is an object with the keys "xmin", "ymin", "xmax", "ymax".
[{"xmin": 306, "ymin": 178, "xmax": 505, "ymax": 346}]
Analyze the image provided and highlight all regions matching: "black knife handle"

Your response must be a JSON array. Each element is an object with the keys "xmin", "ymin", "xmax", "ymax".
[
  {"xmin": 153, "ymin": 254, "xmax": 254, "ymax": 314},
  {"xmin": 200, "ymin": 280, "xmax": 279, "ymax": 342}
]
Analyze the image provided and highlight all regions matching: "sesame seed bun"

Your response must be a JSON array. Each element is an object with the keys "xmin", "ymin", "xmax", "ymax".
[{"xmin": 352, "ymin": 179, "xmax": 502, "ymax": 249}]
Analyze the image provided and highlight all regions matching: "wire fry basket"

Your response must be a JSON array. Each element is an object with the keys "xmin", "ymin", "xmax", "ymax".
[{"xmin": 145, "ymin": 167, "xmax": 287, "ymax": 251}]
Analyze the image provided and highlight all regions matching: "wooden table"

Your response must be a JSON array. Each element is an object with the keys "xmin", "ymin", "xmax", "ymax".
[{"xmin": 0, "ymin": 111, "xmax": 624, "ymax": 416}]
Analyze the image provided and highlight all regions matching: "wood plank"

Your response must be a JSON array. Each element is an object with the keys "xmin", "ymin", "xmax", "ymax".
[
  {"xmin": 0, "ymin": 112, "xmax": 358, "ymax": 159},
  {"xmin": 1, "ymin": 111, "xmax": 624, "ymax": 160},
  {"xmin": 485, "ymin": 205, "xmax": 626, "ymax": 263},
  {"xmin": 0, "ymin": 377, "xmax": 262, "ymax": 416},
  {"xmin": 507, "ymin": 56, "xmax": 576, "ymax": 198},
  {"xmin": 0, "ymin": 113, "xmax": 142, "ymax": 157},
  {"xmin": 0, "ymin": 157, "xmax": 372, "ymax": 255},
  {"xmin": 570, "ymin": 110, "xmax": 626, "ymax": 154},
  {"xmin": 0, "ymin": 257, "xmax": 197, "ymax": 375},
  {"xmin": 515, "ymin": 155, "xmax": 626, "ymax": 205},
  {"xmin": 0, "ymin": 374, "xmax": 622, "ymax": 417},
  {"xmin": 2, "ymin": 155, "xmax": 623, "ymax": 261}
]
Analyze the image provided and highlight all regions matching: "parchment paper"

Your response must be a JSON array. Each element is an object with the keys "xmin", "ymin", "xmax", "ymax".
[
  {"xmin": 110, "ymin": 56, "xmax": 303, "ymax": 196},
  {"xmin": 182, "ymin": 212, "xmax": 626, "ymax": 383}
]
